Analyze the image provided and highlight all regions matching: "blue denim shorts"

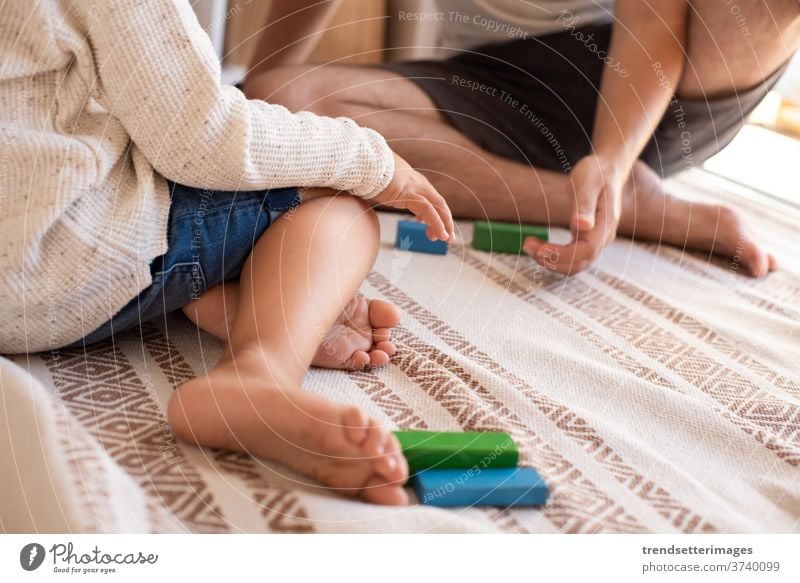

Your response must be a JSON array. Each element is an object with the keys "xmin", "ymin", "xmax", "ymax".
[{"xmin": 67, "ymin": 182, "xmax": 301, "ymax": 348}]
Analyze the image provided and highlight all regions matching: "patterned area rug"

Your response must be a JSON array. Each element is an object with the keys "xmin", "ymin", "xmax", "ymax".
[{"xmin": 2, "ymin": 170, "xmax": 799, "ymax": 533}]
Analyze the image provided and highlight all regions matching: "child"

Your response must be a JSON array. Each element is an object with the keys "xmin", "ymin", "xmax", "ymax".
[{"xmin": 0, "ymin": 0, "xmax": 455, "ymax": 505}]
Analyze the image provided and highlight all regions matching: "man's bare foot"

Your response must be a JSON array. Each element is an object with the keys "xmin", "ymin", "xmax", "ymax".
[
  {"xmin": 312, "ymin": 295, "xmax": 401, "ymax": 370},
  {"xmin": 619, "ymin": 161, "xmax": 777, "ymax": 278},
  {"xmin": 168, "ymin": 353, "xmax": 409, "ymax": 505},
  {"xmin": 183, "ymin": 288, "xmax": 401, "ymax": 369}
]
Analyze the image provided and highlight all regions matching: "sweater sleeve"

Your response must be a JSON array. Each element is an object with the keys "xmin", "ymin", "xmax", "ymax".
[{"xmin": 77, "ymin": 0, "xmax": 393, "ymax": 198}]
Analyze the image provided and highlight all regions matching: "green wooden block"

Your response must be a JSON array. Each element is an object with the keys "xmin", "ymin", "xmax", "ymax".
[
  {"xmin": 472, "ymin": 220, "xmax": 549, "ymax": 254},
  {"xmin": 394, "ymin": 430, "xmax": 519, "ymax": 474}
]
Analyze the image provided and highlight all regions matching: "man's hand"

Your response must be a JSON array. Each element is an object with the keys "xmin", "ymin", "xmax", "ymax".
[
  {"xmin": 372, "ymin": 152, "xmax": 456, "ymax": 243},
  {"xmin": 521, "ymin": 0, "xmax": 687, "ymax": 276},
  {"xmin": 523, "ymin": 155, "xmax": 624, "ymax": 275}
]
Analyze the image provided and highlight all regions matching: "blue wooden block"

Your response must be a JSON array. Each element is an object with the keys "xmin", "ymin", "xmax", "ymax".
[
  {"xmin": 396, "ymin": 220, "xmax": 448, "ymax": 255},
  {"xmin": 412, "ymin": 467, "xmax": 548, "ymax": 507}
]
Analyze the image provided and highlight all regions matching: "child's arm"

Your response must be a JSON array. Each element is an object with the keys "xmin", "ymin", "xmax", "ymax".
[
  {"xmin": 79, "ymin": 0, "xmax": 390, "ymax": 200},
  {"xmin": 534, "ymin": 1, "xmax": 688, "ymax": 272}
]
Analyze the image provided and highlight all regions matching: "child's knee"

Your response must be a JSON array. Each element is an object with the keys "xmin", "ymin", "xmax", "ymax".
[
  {"xmin": 305, "ymin": 195, "xmax": 380, "ymax": 254},
  {"xmin": 333, "ymin": 195, "xmax": 379, "ymax": 238},
  {"xmin": 305, "ymin": 194, "xmax": 377, "ymax": 227},
  {"xmin": 279, "ymin": 195, "xmax": 380, "ymax": 261}
]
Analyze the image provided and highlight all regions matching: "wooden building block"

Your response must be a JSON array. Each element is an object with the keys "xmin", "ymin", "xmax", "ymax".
[
  {"xmin": 412, "ymin": 467, "xmax": 549, "ymax": 507},
  {"xmin": 472, "ymin": 220, "xmax": 549, "ymax": 254},
  {"xmin": 394, "ymin": 430, "xmax": 518, "ymax": 473},
  {"xmin": 396, "ymin": 220, "xmax": 448, "ymax": 255}
]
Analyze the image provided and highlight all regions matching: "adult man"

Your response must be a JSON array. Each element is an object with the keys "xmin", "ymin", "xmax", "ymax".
[{"xmin": 243, "ymin": 0, "xmax": 799, "ymax": 276}]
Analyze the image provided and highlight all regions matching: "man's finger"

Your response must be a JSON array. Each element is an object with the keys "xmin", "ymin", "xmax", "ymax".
[
  {"xmin": 531, "ymin": 244, "xmax": 592, "ymax": 275},
  {"xmin": 558, "ymin": 260, "xmax": 594, "ymax": 276},
  {"xmin": 532, "ymin": 239, "xmax": 595, "ymax": 273},
  {"xmin": 522, "ymin": 236, "xmax": 544, "ymax": 257},
  {"xmin": 531, "ymin": 217, "xmax": 611, "ymax": 273},
  {"xmin": 572, "ymin": 178, "xmax": 599, "ymax": 232}
]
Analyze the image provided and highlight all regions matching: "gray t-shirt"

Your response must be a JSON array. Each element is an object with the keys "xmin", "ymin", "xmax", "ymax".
[{"xmin": 431, "ymin": 0, "xmax": 615, "ymax": 49}]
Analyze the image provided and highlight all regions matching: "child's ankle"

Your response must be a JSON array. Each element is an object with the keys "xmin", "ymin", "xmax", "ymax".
[{"xmin": 219, "ymin": 343, "xmax": 305, "ymax": 385}]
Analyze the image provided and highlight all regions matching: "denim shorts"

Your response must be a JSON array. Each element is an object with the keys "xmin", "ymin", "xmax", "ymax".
[{"xmin": 67, "ymin": 182, "xmax": 301, "ymax": 348}]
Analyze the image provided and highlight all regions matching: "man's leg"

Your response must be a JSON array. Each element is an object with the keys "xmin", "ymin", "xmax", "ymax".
[
  {"xmin": 245, "ymin": 13, "xmax": 797, "ymax": 276},
  {"xmin": 244, "ymin": 65, "xmax": 573, "ymax": 226},
  {"xmin": 534, "ymin": 0, "xmax": 798, "ymax": 275},
  {"xmin": 679, "ymin": 0, "xmax": 800, "ymax": 100}
]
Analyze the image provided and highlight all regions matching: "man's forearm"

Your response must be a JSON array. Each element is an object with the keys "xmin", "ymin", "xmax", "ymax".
[
  {"xmin": 244, "ymin": 0, "xmax": 342, "ymax": 84},
  {"xmin": 592, "ymin": 1, "xmax": 688, "ymax": 177}
]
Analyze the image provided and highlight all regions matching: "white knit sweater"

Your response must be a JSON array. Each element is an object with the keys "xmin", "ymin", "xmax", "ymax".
[{"xmin": 0, "ymin": 0, "xmax": 395, "ymax": 353}]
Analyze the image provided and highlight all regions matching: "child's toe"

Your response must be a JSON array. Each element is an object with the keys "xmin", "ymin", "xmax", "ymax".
[
  {"xmin": 375, "ymin": 341, "xmax": 396, "ymax": 357},
  {"xmin": 341, "ymin": 406, "xmax": 369, "ymax": 446},
  {"xmin": 362, "ymin": 419, "xmax": 387, "ymax": 458},
  {"xmin": 382, "ymin": 433, "xmax": 408, "ymax": 482},
  {"xmin": 368, "ymin": 300, "xmax": 401, "ymax": 329},
  {"xmin": 368, "ymin": 349, "xmax": 390, "ymax": 368},
  {"xmin": 372, "ymin": 432, "xmax": 407, "ymax": 481},
  {"xmin": 346, "ymin": 350, "xmax": 371, "ymax": 370},
  {"xmin": 361, "ymin": 477, "xmax": 409, "ymax": 506},
  {"xmin": 373, "ymin": 327, "xmax": 392, "ymax": 343}
]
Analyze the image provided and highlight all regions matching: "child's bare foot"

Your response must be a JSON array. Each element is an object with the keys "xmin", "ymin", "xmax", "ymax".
[
  {"xmin": 312, "ymin": 295, "xmax": 401, "ymax": 370},
  {"xmin": 619, "ymin": 161, "xmax": 777, "ymax": 277},
  {"xmin": 169, "ymin": 354, "xmax": 409, "ymax": 505},
  {"xmin": 183, "ymin": 289, "xmax": 401, "ymax": 369}
]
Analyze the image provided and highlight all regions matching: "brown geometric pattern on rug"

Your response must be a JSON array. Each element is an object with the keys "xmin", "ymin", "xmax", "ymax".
[
  {"xmin": 488, "ymin": 250, "xmax": 800, "ymax": 468},
  {"xmin": 139, "ymin": 322, "xmax": 316, "ymax": 533},
  {"xmin": 552, "ymin": 268, "xmax": 800, "ymax": 452},
  {"xmin": 212, "ymin": 451, "xmax": 315, "ymax": 533},
  {"xmin": 347, "ymin": 369, "xmax": 429, "ymax": 430},
  {"xmin": 52, "ymin": 407, "xmax": 113, "ymax": 533},
  {"xmin": 55, "ymin": 404, "xmax": 183, "ymax": 533},
  {"xmin": 393, "ymin": 326, "xmax": 637, "ymax": 533},
  {"xmin": 642, "ymin": 244, "xmax": 800, "ymax": 324},
  {"xmin": 393, "ymin": 327, "xmax": 592, "ymax": 533},
  {"xmin": 594, "ymin": 270, "xmax": 800, "ymax": 399},
  {"xmin": 369, "ymin": 271, "xmax": 712, "ymax": 533},
  {"xmin": 482, "ymin": 508, "xmax": 529, "ymax": 534},
  {"xmin": 42, "ymin": 343, "xmax": 229, "ymax": 532}
]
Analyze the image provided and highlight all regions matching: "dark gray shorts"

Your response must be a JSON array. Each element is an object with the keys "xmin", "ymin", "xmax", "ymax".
[{"xmin": 383, "ymin": 24, "xmax": 784, "ymax": 177}]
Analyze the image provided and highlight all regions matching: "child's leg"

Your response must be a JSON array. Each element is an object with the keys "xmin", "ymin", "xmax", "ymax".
[
  {"xmin": 181, "ymin": 284, "xmax": 236, "ymax": 339},
  {"xmin": 183, "ymin": 283, "xmax": 400, "ymax": 369},
  {"xmin": 167, "ymin": 195, "xmax": 409, "ymax": 505}
]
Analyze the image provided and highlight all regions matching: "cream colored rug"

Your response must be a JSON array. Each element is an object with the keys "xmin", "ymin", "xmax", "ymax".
[{"xmin": 2, "ymin": 169, "xmax": 799, "ymax": 533}]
